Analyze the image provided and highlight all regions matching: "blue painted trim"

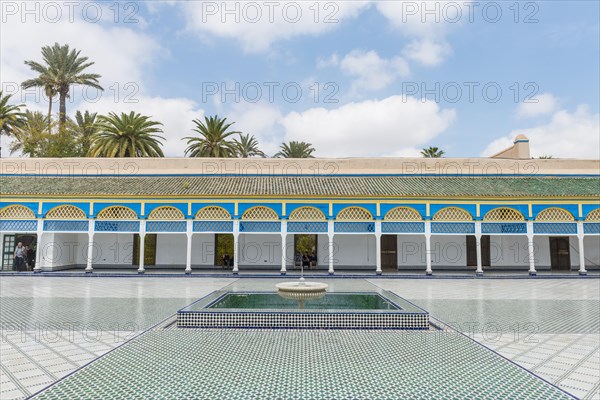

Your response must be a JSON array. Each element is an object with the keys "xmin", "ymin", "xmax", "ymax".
[
  {"xmin": 93, "ymin": 203, "xmax": 141, "ymax": 218},
  {"xmin": 285, "ymin": 203, "xmax": 329, "ymax": 218},
  {"xmin": 332, "ymin": 203, "xmax": 376, "ymax": 218},
  {"xmin": 582, "ymin": 205, "xmax": 600, "ymax": 219},
  {"xmin": 531, "ymin": 204, "xmax": 579, "ymax": 220},
  {"xmin": 533, "ymin": 223, "xmax": 577, "ymax": 235},
  {"xmin": 0, "ymin": 202, "xmax": 38, "ymax": 216},
  {"xmin": 144, "ymin": 203, "xmax": 187, "ymax": 218},
  {"xmin": 238, "ymin": 203, "xmax": 282, "ymax": 218},
  {"xmin": 41, "ymin": 202, "xmax": 90, "ymax": 218},
  {"xmin": 379, "ymin": 204, "xmax": 426, "ymax": 219},
  {"xmin": 480, "ymin": 204, "xmax": 529, "ymax": 219},
  {"xmin": 191, "ymin": 203, "xmax": 235, "ymax": 219},
  {"xmin": 430, "ymin": 204, "xmax": 476, "ymax": 219}
]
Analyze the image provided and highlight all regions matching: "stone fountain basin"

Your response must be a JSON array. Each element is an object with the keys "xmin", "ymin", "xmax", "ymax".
[{"xmin": 276, "ymin": 281, "xmax": 329, "ymax": 292}]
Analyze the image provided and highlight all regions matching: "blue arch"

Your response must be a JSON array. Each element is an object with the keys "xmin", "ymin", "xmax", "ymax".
[
  {"xmin": 190, "ymin": 203, "xmax": 235, "ymax": 219},
  {"xmin": 238, "ymin": 203, "xmax": 282, "ymax": 219},
  {"xmin": 145, "ymin": 203, "xmax": 188, "ymax": 218},
  {"xmin": 380, "ymin": 204, "xmax": 426, "ymax": 220},
  {"xmin": 332, "ymin": 204, "xmax": 377, "ymax": 219},
  {"xmin": 0, "ymin": 202, "xmax": 39, "ymax": 217},
  {"xmin": 41, "ymin": 202, "xmax": 90, "ymax": 218},
  {"xmin": 582, "ymin": 205, "xmax": 600, "ymax": 220},
  {"xmin": 286, "ymin": 203, "xmax": 329, "ymax": 218},
  {"xmin": 92, "ymin": 203, "xmax": 141, "ymax": 218},
  {"xmin": 480, "ymin": 204, "xmax": 529, "ymax": 220},
  {"xmin": 429, "ymin": 204, "xmax": 476, "ymax": 221},
  {"xmin": 532, "ymin": 204, "xmax": 578, "ymax": 220}
]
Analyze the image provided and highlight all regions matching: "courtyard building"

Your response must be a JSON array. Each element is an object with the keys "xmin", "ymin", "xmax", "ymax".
[{"xmin": 1, "ymin": 137, "xmax": 599, "ymax": 276}]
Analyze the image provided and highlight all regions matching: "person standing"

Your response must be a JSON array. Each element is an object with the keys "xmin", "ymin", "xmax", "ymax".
[
  {"xmin": 14, "ymin": 242, "xmax": 26, "ymax": 272},
  {"xmin": 27, "ymin": 245, "xmax": 36, "ymax": 271}
]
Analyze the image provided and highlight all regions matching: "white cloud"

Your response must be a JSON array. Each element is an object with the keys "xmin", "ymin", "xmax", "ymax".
[
  {"xmin": 516, "ymin": 93, "xmax": 559, "ymax": 118},
  {"xmin": 402, "ymin": 39, "xmax": 452, "ymax": 66},
  {"xmin": 337, "ymin": 50, "xmax": 410, "ymax": 91},
  {"xmin": 180, "ymin": 1, "xmax": 370, "ymax": 53},
  {"xmin": 280, "ymin": 95, "xmax": 456, "ymax": 157},
  {"xmin": 227, "ymin": 102, "xmax": 284, "ymax": 156},
  {"xmin": 482, "ymin": 105, "xmax": 600, "ymax": 159}
]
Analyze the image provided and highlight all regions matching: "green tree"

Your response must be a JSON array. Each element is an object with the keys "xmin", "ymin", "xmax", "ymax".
[
  {"xmin": 23, "ymin": 43, "xmax": 103, "ymax": 130},
  {"xmin": 89, "ymin": 112, "xmax": 165, "ymax": 157},
  {"xmin": 68, "ymin": 110, "xmax": 100, "ymax": 156},
  {"xmin": 0, "ymin": 91, "xmax": 26, "ymax": 137},
  {"xmin": 183, "ymin": 115, "xmax": 239, "ymax": 157},
  {"xmin": 234, "ymin": 133, "xmax": 266, "ymax": 158},
  {"xmin": 274, "ymin": 141, "xmax": 315, "ymax": 158},
  {"xmin": 420, "ymin": 146, "xmax": 445, "ymax": 158},
  {"xmin": 9, "ymin": 111, "xmax": 79, "ymax": 157},
  {"xmin": 538, "ymin": 155, "xmax": 553, "ymax": 159}
]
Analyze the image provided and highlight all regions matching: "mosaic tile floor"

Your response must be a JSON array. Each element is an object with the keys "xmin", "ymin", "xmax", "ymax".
[
  {"xmin": 34, "ymin": 329, "xmax": 572, "ymax": 400},
  {"xmin": 1, "ymin": 277, "xmax": 598, "ymax": 399}
]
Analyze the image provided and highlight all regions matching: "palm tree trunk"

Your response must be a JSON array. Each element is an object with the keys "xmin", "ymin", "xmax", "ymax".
[
  {"xmin": 59, "ymin": 88, "xmax": 67, "ymax": 131},
  {"xmin": 47, "ymin": 94, "xmax": 53, "ymax": 133}
]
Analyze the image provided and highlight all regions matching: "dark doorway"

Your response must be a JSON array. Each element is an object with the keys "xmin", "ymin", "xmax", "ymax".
[
  {"xmin": 294, "ymin": 235, "xmax": 318, "ymax": 269},
  {"xmin": 466, "ymin": 235, "xmax": 491, "ymax": 267},
  {"xmin": 132, "ymin": 234, "xmax": 157, "ymax": 266},
  {"xmin": 2, "ymin": 234, "xmax": 37, "ymax": 270},
  {"xmin": 215, "ymin": 234, "xmax": 234, "ymax": 268},
  {"xmin": 550, "ymin": 237, "xmax": 571, "ymax": 271},
  {"xmin": 381, "ymin": 235, "xmax": 398, "ymax": 271}
]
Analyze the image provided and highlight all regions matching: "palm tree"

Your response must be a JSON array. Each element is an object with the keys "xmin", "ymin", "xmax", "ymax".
[
  {"xmin": 22, "ymin": 45, "xmax": 59, "ymax": 131},
  {"xmin": 420, "ymin": 146, "xmax": 445, "ymax": 158},
  {"xmin": 183, "ymin": 115, "xmax": 239, "ymax": 157},
  {"xmin": 9, "ymin": 111, "xmax": 52, "ymax": 157},
  {"xmin": 0, "ymin": 91, "xmax": 26, "ymax": 156},
  {"xmin": 0, "ymin": 91, "xmax": 26, "ymax": 137},
  {"xmin": 23, "ymin": 43, "xmax": 103, "ymax": 130},
  {"xmin": 89, "ymin": 112, "xmax": 165, "ymax": 157},
  {"xmin": 68, "ymin": 110, "xmax": 99, "ymax": 156},
  {"xmin": 234, "ymin": 133, "xmax": 266, "ymax": 158},
  {"xmin": 274, "ymin": 141, "xmax": 315, "ymax": 158}
]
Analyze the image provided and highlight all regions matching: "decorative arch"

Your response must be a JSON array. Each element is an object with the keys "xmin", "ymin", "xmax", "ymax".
[
  {"xmin": 384, "ymin": 207, "xmax": 422, "ymax": 221},
  {"xmin": 483, "ymin": 207, "xmax": 525, "ymax": 222},
  {"xmin": 288, "ymin": 207, "xmax": 326, "ymax": 221},
  {"xmin": 96, "ymin": 206, "xmax": 137, "ymax": 220},
  {"xmin": 46, "ymin": 205, "xmax": 87, "ymax": 220},
  {"xmin": 195, "ymin": 206, "xmax": 231, "ymax": 220},
  {"xmin": 535, "ymin": 207, "xmax": 575, "ymax": 222},
  {"xmin": 336, "ymin": 206, "xmax": 373, "ymax": 221},
  {"xmin": 0, "ymin": 205, "xmax": 36, "ymax": 219},
  {"xmin": 241, "ymin": 206, "xmax": 279, "ymax": 220},
  {"xmin": 148, "ymin": 206, "xmax": 185, "ymax": 220},
  {"xmin": 432, "ymin": 207, "xmax": 472, "ymax": 221},
  {"xmin": 585, "ymin": 208, "xmax": 600, "ymax": 222}
]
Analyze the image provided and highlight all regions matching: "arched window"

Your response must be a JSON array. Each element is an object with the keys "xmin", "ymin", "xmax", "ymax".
[
  {"xmin": 241, "ymin": 206, "xmax": 279, "ymax": 220},
  {"xmin": 483, "ymin": 207, "xmax": 525, "ymax": 222},
  {"xmin": 585, "ymin": 208, "xmax": 600, "ymax": 221},
  {"xmin": 535, "ymin": 208, "xmax": 574, "ymax": 222},
  {"xmin": 0, "ymin": 205, "xmax": 36, "ymax": 219},
  {"xmin": 288, "ymin": 207, "xmax": 326, "ymax": 221},
  {"xmin": 96, "ymin": 206, "xmax": 137, "ymax": 220},
  {"xmin": 147, "ymin": 206, "xmax": 185, "ymax": 220},
  {"xmin": 432, "ymin": 207, "xmax": 472, "ymax": 221},
  {"xmin": 195, "ymin": 206, "xmax": 231, "ymax": 220},
  {"xmin": 384, "ymin": 207, "xmax": 422, "ymax": 221},
  {"xmin": 336, "ymin": 207, "xmax": 373, "ymax": 221},
  {"xmin": 46, "ymin": 205, "xmax": 87, "ymax": 220}
]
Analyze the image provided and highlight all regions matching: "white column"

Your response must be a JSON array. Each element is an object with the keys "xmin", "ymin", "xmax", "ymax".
[
  {"xmin": 85, "ymin": 219, "xmax": 94, "ymax": 273},
  {"xmin": 526, "ymin": 221, "xmax": 536, "ymax": 276},
  {"xmin": 185, "ymin": 220, "xmax": 193, "ymax": 274},
  {"xmin": 475, "ymin": 221, "xmax": 483, "ymax": 276},
  {"xmin": 280, "ymin": 220, "xmax": 287, "ymax": 275},
  {"xmin": 33, "ymin": 220, "xmax": 43, "ymax": 273},
  {"xmin": 375, "ymin": 220, "xmax": 382, "ymax": 275},
  {"xmin": 232, "ymin": 220, "xmax": 240, "ymax": 274},
  {"xmin": 425, "ymin": 221, "xmax": 432, "ymax": 275},
  {"xmin": 327, "ymin": 220, "xmax": 334, "ymax": 275},
  {"xmin": 577, "ymin": 221, "xmax": 587, "ymax": 275},
  {"xmin": 137, "ymin": 220, "xmax": 146, "ymax": 274}
]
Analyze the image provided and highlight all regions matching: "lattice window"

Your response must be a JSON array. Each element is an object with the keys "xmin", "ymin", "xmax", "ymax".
[
  {"xmin": 382, "ymin": 222, "xmax": 425, "ymax": 233},
  {"xmin": 46, "ymin": 205, "xmax": 86, "ymax": 220},
  {"xmin": 193, "ymin": 221, "xmax": 233, "ymax": 232},
  {"xmin": 287, "ymin": 222, "xmax": 328, "ymax": 233},
  {"xmin": 334, "ymin": 222, "xmax": 375, "ymax": 233},
  {"xmin": 384, "ymin": 207, "xmax": 422, "ymax": 221},
  {"xmin": 241, "ymin": 206, "xmax": 279, "ymax": 220},
  {"xmin": 239, "ymin": 221, "xmax": 281, "ymax": 232},
  {"xmin": 95, "ymin": 221, "xmax": 140, "ymax": 232},
  {"xmin": 336, "ymin": 207, "xmax": 373, "ymax": 221},
  {"xmin": 481, "ymin": 223, "xmax": 527, "ymax": 234},
  {"xmin": 432, "ymin": 207, "xmax": 472, "ymax": 221},
  {"xmin": 288, "ymin": 207, "xmax": 326, "ymax": 221},
  {"xmin": 535, "ymin": 208, "xmax": 574, "ymax": 222},
  {"xmin": 44, "ymin": 220, "xmax": 89, "ymax": 232},
  {"xmin": 585, "ymin": 208, "xmax": 600, "ymax": 221},
  {"xmin": 195, "ymin": 206, "xmax": 231, "ymax": 220},
  {"xmin": 0, "ymin": 205, "xmax": 35, "ymax": 220},
  {"xmin": 533, "ymin": 223, "xmax": 577, "ymax": 235},
  {"xmin": 483, "ymin": 208, "xmax": 525, "ymax": 222},
  {"xmin": 0, "ymin": 220, "xmax": 37, "ymax": 231},
  {"xmin": 146, "ymin": 221, "xmax": 187, "ymax": 232},
  {"xmin": 431, "ymin": 222, "xmax": 475, "ymax": 234},
  {"xmin": 96, "ymin": 206, "xmax": 137, "ymax": 220},
  {"xmin": 148, "ymin": 206, "xmax": 185, "ymax": 220},
  {"xmin": 584, "ymin": 223, "xmax": 600, "ymax": 234}
]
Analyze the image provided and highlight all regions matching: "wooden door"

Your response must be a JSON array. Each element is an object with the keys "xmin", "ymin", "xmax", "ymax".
[
  {"xmin": 466, "ymin": 235, "xmax": 491, "ymax": 267},
  {"xmin": 381, "ymin": 235, "xmax": 398, "ymax": 271},
  {"xmin": 550, "ymin": 237, "xmax": 571, "ymax": 271}
]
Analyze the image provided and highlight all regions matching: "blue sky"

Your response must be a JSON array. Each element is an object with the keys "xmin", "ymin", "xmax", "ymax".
[{"xmin": 1, "ymin": 1, "xmax": 599, "ymax": 158}]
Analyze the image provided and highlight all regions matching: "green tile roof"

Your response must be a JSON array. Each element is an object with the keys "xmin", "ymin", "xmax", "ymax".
[{"xmin": 1, "ymin": 176, "xmax": 599, "ymax": 198}]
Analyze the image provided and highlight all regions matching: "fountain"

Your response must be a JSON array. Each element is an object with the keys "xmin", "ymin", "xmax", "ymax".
[{"xmin": 275, "ymin": 261, "xmax": 328, "ymax": 307}]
